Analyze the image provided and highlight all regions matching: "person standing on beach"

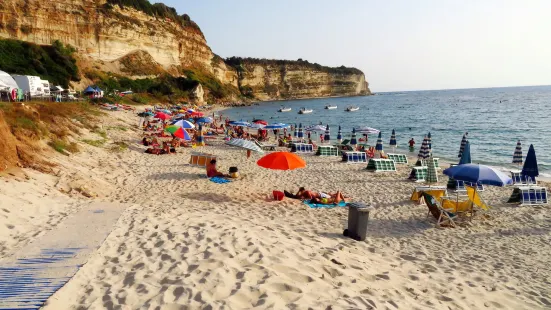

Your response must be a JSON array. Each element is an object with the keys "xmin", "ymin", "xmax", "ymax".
[{"xmin": 409, "ymin": 138, "xmax": 415, "ymax": 152}]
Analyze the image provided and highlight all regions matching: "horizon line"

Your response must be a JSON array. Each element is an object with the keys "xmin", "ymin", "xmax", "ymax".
[{"xmin": 373, "ymin": 84, "xmax": 551, "ymax": 94}]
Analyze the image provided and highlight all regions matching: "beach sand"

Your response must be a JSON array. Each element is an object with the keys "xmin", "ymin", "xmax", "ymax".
[{"xmin": 2, "ymin": 108, "xmax": 550, "ymax": 309}]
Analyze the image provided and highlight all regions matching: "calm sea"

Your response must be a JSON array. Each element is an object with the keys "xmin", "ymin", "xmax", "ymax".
[{"xmin": 221, "ymin": 86, "xmax": 551, "ymax": 176}]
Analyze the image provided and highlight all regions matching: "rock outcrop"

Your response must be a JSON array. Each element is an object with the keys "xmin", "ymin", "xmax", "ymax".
[{"xmin": 0, "ymin": 0, "xmax": 370, "ymax": 102}]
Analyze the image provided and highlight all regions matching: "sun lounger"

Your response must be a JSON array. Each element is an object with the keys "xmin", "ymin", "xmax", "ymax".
[
  {"xmin": 291, "ymin": 143, "xmax": 314, "ymax": 153},
  {"xmin": 507, "ymin": 186, "xmax": 548, "ymax": 206},
  {"xmin": 366, "ymin": 159, "xmax": 396, "ymax": 172},
  {"xmin": 416, "ymin": 158, "xmax": 440, "ymax": 169},
  {"xmin": 341, "ymin": 151, "xmax": 368, "ymax": 163},
  {"xmin": 447, "ymin": 179, "xmax": 485, "ymax": 192},
  {"xmin": 409, "ymin": 166, "xmax": 428, "ymax": 182},
  {"xmin": 253, "ymin": 139, "xmax": 277, "ymax": 151},
  {"xmin": 510, "ymin": 170, "xmax": 537, "ymax": 185},
  {"xmin": 422, "ymin": 192, "xmax": 458, "ymax": 227},
  {"xmin": 387, "ymin": 153, "xmax": 408, "ymax": 164},
  {"xmin": 316, "ymin": 145, "xmax": 339, "ymax": 156}
]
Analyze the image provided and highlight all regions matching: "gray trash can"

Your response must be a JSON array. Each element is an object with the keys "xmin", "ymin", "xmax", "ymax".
[{"xmin": 343, "ymin": 202, "xmax": 372, "ymax": 241}]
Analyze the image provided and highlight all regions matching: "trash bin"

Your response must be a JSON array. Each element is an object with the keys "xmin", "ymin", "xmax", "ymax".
[{"xmin": 343, "ymin": 202, "xmax": 372, "ymax": 241}]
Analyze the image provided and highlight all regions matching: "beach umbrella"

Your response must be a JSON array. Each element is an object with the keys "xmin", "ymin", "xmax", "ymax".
[
  {"xmin": 164, "ymin": 125, "xmax": 191, "ymax": 141},
  {"xmin": 154, "ymin": 112, "xmax": 170, "ymax": 121},
  {"xmin": 443, "ymin": 164, "xmax": 513, "ymax": 187},
  {"xmin": 196, "ymin": 117, "xmax": 213, "ymax": 124},
  {"xmin": 521, "ymin": 144, "xmax": 539, "ymax": 180},
  {"xmin": 418, "ymin": 136, "xmax": 430, "ymax": 159},
  {"xmin": 253, "ymin": 119, "xmax": 268, "ymax": 125},
  {"xmin": 190, "ymin": 111, "xmax": 204, "ymax": 117},
  {"xmin": 265, "ymin": 123, "xmax": 288, "ymax": 129},
  {"xmin": 375, "ymin": 131, "xmax": 383, "ymax": 151},
  {"xmin": 512, "ymin": 140, "xmax": 523, "ymax": 165},
  {"xmin": 350, "ymin": 128, "xmax": 357, "ymax": 146},
  {"xmin": 355, "ymin": 126, "xmax": 380, "ymax": 134},
  {"xmin": 257, "ymin": 152, "xmax": 306, "ymax": 171},
  {"xmin": 337, "ymin": 126, "xmax": 342, "ymax": 142},
  {"xmin": 458, "ymin": 133, "xmax": 468, "ymax": 158},
  {"xmin": 294, "ymin": 124, "xmax": 298, "ymax": 137},
  {"xmin": 226, "ymin": 138, "xmax": 264, "ymax": 153},
  {"xmin": 248, "ymin": 123, "xmax": 266, "ymax": 129},
  {"xmin": 324, "ymin": 124, "xmax": 330, "ymax": 143},
  {"xmin": 298, "ymin": 123, "xmax": 304, "ymax": 139},
  {"xmin": 426, "ymin": 155, "xmax": 438, "ymax": 184},
  {"xmin": 427, "ymin": 132, "xmax": 432, "ymax": 150},
  {"xmin": 196, "ymin": 123, "xmax": 204, "ymax": 145},
  {"xmin": 390, "ymin": 129, "xmax": 397, "ymax": 147},
  {"xmin": 229, "ymin": 121, "xmax": 250, "ymax": 127},
  {"xmin": 171, "ymin": 119, "xmax": 194, "ymax": 129},
  {"xmin": 458, "ymin": 141, "xmax": 472, "ymax": 165},
  {"xmin": 305, "ymin": 124, "xmax": 327, "ymax": 132}
]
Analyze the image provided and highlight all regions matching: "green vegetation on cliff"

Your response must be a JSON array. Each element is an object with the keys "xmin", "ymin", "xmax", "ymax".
[
  {"xmin": 225, "ymin": 57, "xmax": 364, "ymax": 75},
  {"xmin": 0, "ymin": 39, "xmax": 80, "ymax": 87}
]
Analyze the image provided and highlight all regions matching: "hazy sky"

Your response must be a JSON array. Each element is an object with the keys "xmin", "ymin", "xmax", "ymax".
[{"xmin": 157, "ymin": 0, "xmax": 551, "ymax": 92}]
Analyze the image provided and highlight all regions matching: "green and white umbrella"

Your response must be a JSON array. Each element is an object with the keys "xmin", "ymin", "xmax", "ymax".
[{"xmin": 426, "ymin": 155, "xmax": 438, "ymax": 183}]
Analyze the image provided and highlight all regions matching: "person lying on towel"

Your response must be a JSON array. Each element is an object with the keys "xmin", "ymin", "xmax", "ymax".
[
  {"xmin": 284, "ymin": 187, "xmax": 345, "ymax": 202},
  {"xmin": 310, "ymin": 191, "xmax": 345, "ymax": 205},
  {"xmin": 206, "ymin": 159, "xmax": 229, "ymax": 178}
]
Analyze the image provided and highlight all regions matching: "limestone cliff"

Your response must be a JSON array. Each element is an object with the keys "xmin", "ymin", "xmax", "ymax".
[{"xmin": 0, "ymin": 0, "xmax": 370, "ymax": 102}]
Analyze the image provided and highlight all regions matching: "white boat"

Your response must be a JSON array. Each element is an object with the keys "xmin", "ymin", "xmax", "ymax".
[
  {"xmin": 298, "ymin": 107, "xmax": 313, "ymax": 114},
  {"xmin": 345, "ymin": 106, "xmax": 360, "ymax": 112},
  {"xmin": 278, "ymin": 106, "xmax": 292, "ymax": 112},
  {"xmin": 325, "ymin": 105, "xmax": 337, "ymax": 110}
]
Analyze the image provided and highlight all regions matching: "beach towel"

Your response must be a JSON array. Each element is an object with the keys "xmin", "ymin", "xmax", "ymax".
[
  {"xmin": 304, "ymin": 200, "xmax": 347, "ymax": 209},
  {"xmin": 209, "ymin": 177, "xmax": 231, "ymax": 184}
]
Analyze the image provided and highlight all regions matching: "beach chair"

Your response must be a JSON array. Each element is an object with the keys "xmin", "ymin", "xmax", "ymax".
[
  {"xmin": 341, "ymin": 151, "xmax": 368, "ymax": 163},
  {"xmin": 448, "ymin": 179, "xmax": 485, "ymax": 192},
  {"xmin": 510, "ymin": 170, "xmax": 537, "ymax": 185},
  {"xmin": 409, "ymin": 166, "xmax": 428, "ymax": 182},
  {"xmin": 422, "ymin": 192, "xmax": 458, "ymax": 227},
  {"xmin": 316, "ymin": 145, "xmax": 339, "ymax": 156},
  {"xmin": 465, "ymin": 185, "xmax": 490, "ymax": 210},
  {"xmin": 366, "ymin": 159, "xmax": 397, "ymax": 172},
  {"xmin": 387, "ymin": 153, "xmax": 408, "ymax": 164},
  {"xmin": 416, "ymin": 158, "xmax": 440, "ymax": 169},
  {"xmin": 508, "ymin": 186, "xmax": 548, "ymax": 206},
  {"xmin": 253, "ymin": 139, "xmax": 277, "ymax": 151},
  {"xmin": 410, "ymin": 186, "xmax": 447, "ymax": 204},
  {"xmin": 292, "ymin": 143, "xmax": 314, "ymax": 153}
]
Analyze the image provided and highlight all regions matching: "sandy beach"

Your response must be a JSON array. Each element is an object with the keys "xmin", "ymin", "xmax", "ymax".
[{"xmin": 2, "ymin": 108, "xmax": 551, "ymax": 310}]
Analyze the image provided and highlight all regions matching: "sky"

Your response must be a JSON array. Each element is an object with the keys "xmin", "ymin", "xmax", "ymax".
[{"xmin": 156, "ymin": 0, "xmax": 551, "ymax": 92}]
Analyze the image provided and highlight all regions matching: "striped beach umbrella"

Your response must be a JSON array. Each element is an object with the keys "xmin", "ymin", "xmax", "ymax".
[
  {"xmin": 324, "ymin": 125, "xmax": 331, "ymax": 143},
  {"xmin": 427, "ymin": 132, "xmax": 432, "ymax": 150},
  {"xmin": 164, "ymin": 125, "xmax": 191, "ymax": 141},
  {"xmin": 337, "ymin": 125, "xmax": 342, "ymax": 142},
  {"xmin": 225, "ymin": 138, "xmax": 264, "ymax": 153},
  {"xmin": 350, "ymin": 128, "xmax": 357, "ymax": 146},
  {"xmin": 196, "ymin": 123, "xmax": 204, "ymax": 145},
  {"xmin": 171, "ymin": 119, "xmax": 194, "ymax": 129},
  {"xmin": 512, "ymin": 140, "xmax": 523, "ymax": 165},
  {"xmin": 265, "ymin": 123, "xmax": 288, "ymax": 129},
  {"xmin": 458, "ymin": 132, "xmax": 468, "ymax": 158},
  {"xmin": 418, "ymin": 136, "xmax": 430, "ymax": 159},
  {"xmin": 375, "ymin": 131, "xmax": 383, "ymax": 151},
  {"xmin": 426, "ymin": 155, "xmax": 438, "ymax": 183},
  {"xmin": 298, "ymin": 123, "xmax": 304, "ymax": 139},
  {"xmin": 389, "ymin": 129, "xmax": 397, "ymax": 147}
]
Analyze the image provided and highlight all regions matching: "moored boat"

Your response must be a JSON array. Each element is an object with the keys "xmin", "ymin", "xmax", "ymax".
[
  {"xmin": 345, "ymin": 106, "xmax": 360, "ymax": 112},
  {"xmin": 325, "ymin": 105, "xmax": 337, "ymax": 110},
  {"xmin": 298, "ymin": 107, "xmax": 313, "ymax": 114},
  {"xmin": 278, "ymin": 106, "xmax": 292, "ymax": 112}
]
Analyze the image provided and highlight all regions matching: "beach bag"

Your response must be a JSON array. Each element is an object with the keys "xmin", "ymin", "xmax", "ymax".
[
  {"xmin": 273, "ymin": 191, "xmax": 284, "ymax": 201},
  {"xmin": 229, "ymin": 167, "xmax": 238, "ymax": 173}
]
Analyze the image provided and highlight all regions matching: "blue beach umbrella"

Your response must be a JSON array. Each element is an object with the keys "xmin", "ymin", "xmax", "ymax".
[
  {"xmin": 375, "ymin": 131, "xmax": 383, "ymax": 151},
  {"xmin": 350, "ymin": 128, "xmax": 357, "ymax": 146},
  {"xmin": 389, "ymin": 129, "xmax": 397, "ymax": 147},
  {"xmin": 337, "ymin": 126, "xmax": 342, "ymax": 142},
  {"xmin": 265, "ymin": 123, "xmax": 287, "ymax": 129},
  {"xmin": 443, "ymin": 164, "xmax": 513, "ymax": 187},
  {"xmin": 171, "ymin": 119, "xmax": 194, "ymax": 129},
  {"xmin": 458, "ymin": 133, "xmax": 468, "ymax": 158},
  {"xmin": 521, "ymin": 144, "xmax": 539, "ymax": 180},
  {"xmin": 196, "ymin": 117, "xmax": 213, "ymax": 124},
  {"xmin": 512, "ymin": 140, "xmax": 523, "ymax": 165},
  {"xmin": 427, "ymin": 132, "xmax": 432, "ymax": 150},
  {"xmin": 298, "ymin": 123, "xmax": 304, "ymax": 139},
  {"xmin": 324, "ymin": 125, "xmax": 330, "ymax": 143},
  {"xmin": 418, "ymin": 136, "xmax": 430, "ymax": 159},
  {"xmin": 458, "ymin": 141, "xmax": 472, "ymax": 165},
  {"xmin": 229, "ymin": 121, "xmax": 250, "ymax": 127}
]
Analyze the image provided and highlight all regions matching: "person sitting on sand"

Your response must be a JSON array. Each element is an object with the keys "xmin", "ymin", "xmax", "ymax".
[
  {"xmin": 145, "ymin": 147, "xmax": 161, "ymax": 155},
  {"xmin": 206, "ymin": 159, "xmax": 228, "ymax": 178},
  {"xmin": 151, "ymin": 137, "xmax": 160, "ymax": 148},
  {"xmin": 142, "ymin": 137, "xmax": 151, "ymax": 146}
]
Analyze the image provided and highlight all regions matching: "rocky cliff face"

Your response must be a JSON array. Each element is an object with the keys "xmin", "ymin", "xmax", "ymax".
[{"xmin": 0, "ymin": 0, "xmax": 369, "ymax": 102}]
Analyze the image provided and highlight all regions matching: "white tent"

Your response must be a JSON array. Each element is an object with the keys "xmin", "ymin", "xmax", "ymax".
[{"xmin": 0, "ymin": 70, "xmax": 18, "ymax": 90}]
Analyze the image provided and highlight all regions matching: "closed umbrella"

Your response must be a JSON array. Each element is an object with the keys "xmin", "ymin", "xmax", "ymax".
[
  {"xmin": 337, "ymin": 125, "xmax": 342, "ymax": 142},
  {"xmin": 521, "ymin": 144, "xmax": 539, "ymax": 180},
  {"xmin": 296, "ymin": 123, "xmax": 303, "ymax": 140},
  {"xmin": 426, "ymin": 155, "xmax": 438, "ymax": 184},
  {"xmin": 427, "ymin": 132, "xmax": 432, "ymax": 150},
  {"xmin": 458, "ymin": 141, "xmax": 472, "ymax": 165},
  {"xmin": 458, "ymin": 132, "xmax": 468, "ymax": 158},
  {"xmin": 443, "ymin": 164, "xmax": 513, "ymax": 187},
  {"xmin": 324, "ymin": 125, "xmax": 330, "ymax": 143},
  {"xmin": 375, "ymin": 131, "xmax": 383, "ymax": 152},
  {"xmin": 512, "ymin": 140, "xmax": 523, "ymax": 166},
  {"xmin": 294, "ymin": 124, "xmax": 298, "ymax": 138},
  {"xmin": 389, "ymin": 129, "xmax": 397, "ymax": 148},
  {"xmin": 257, "ymin": 152, "xmax": 306, "ymax": 171},
  {"xmin": 350, "ymin": 128, "xmax": 357, "ymax": 146},
  {"xmin": 418, "ymin": 136, "xmax": 430, "ymax": 159}
]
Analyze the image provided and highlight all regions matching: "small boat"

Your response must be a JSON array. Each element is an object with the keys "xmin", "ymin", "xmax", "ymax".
[
  {"xmin": 325, "ymin": 105, "xmax": 337, "ymax": 110},
  {"xmin": 345, "ymin": 106, "xmax": 360, "ymax": 112},
  {"xmin": 298, "ymin": 107, "xmax": 313, "ymax": 114},
  {"xmin": 278, "ymin": 106, "xmax": 292, "ymax": 112}
]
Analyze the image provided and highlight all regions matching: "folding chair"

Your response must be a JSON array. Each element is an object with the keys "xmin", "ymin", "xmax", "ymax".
[{"xmin": 422, "ymin": 192, "xmax": 458, "ymax": 228}]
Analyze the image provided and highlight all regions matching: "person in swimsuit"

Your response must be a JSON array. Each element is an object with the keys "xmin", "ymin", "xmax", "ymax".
[
  {"xmin": 311, "ymin": 191, "xmax": 345, "ymax": 205},
  {"xmin": 206, "ymin": 159, "xmax": 228, "ymax": 178}
]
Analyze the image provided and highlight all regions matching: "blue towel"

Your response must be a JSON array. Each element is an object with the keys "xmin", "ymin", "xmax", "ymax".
[
  {"xmin": 304, "ymin": 200, "xmax": 347, "ymax": 209},
  {"xmin": 210, "ymin": 177, "xmax": 231, "ymax": 184}
]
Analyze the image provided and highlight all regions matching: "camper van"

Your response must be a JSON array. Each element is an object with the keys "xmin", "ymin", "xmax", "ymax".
[{"xmin": 12, "ymin": 75, "xmax": 45, "ymax": 97}]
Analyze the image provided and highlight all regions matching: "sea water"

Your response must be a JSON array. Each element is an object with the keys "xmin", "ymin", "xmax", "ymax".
[{"xmin": 221, "ymin": 85, "xmax": 551, "ymax": 175}]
